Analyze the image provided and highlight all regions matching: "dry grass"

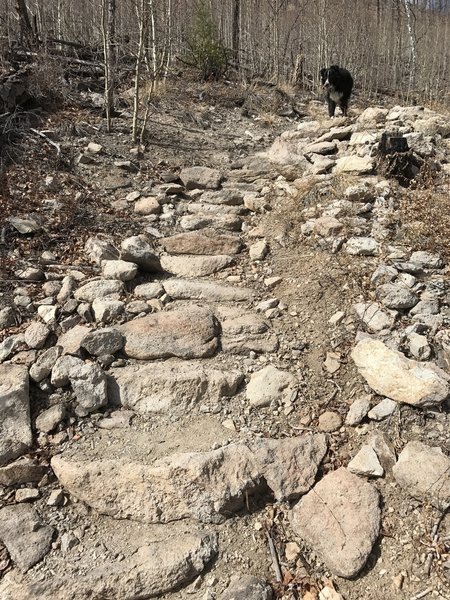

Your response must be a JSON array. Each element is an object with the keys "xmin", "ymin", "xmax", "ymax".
[
  {"xmin": 399, "ymin": 172, "xmax": 450, "ymax": 260},
  {"xmin": 26, "ymin": 55, "xmax": 69, "ymax": 107}
]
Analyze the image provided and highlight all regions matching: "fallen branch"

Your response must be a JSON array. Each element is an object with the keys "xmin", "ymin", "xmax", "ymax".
[
  {"xmin": 410, "ymin": 588, "xmax": 433, "ymax": 600},
  {"xmin": 29, "ymin": 128, "xmax": 61, "ymax": 156},
  {"xmin": 424, "ymin": 506, "xmax": 449, "ymax": 576},
  {"xmin": 266, "ymin": 530, "xmax": 282, "ymax": 583},
  {"xmin": 145, "ymin": 116, "xmax": 241, "ymax": 139}
]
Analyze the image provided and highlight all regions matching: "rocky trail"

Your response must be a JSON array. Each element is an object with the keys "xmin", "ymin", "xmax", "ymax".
[{"xmin": 0, "ymin": 89, "xmax": 450, "ymax": 600}]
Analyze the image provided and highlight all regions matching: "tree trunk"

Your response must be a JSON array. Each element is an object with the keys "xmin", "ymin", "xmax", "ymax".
[
  {"xmin": 132, "ymin": 0, "xmax": 148, "ymax": 143},
  {"xmin": 403, "ymin": 0, "xmax": 417, "ymax": 89},
  {"xmin": 232, "ymin": 0, "xmax": 240, "ymax": 65},
  {"xmin": 16, "ymin": 0, "xmax": 34, "ymax": 43},
  {"xmin": 102, "ymin": 0, "xmax": 116, "ymax": 133}
]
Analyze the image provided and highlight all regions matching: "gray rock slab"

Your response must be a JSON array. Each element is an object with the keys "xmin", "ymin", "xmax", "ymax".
[
  {"xmin": 80, "ymin": 328, "xmax": 124, "ymax": 356},
  {"xmin": 370, "ymin": 264, "xmax": 398, "ymax": 286},
  {"xmin": 109, "ymin": 361, "xmax": 243, "ymax": 414},
  {"xmin": 0, "ymin": 532, "xmax": 217, "ymax": 600},
  {"xmin": 246, "ymin": 365, "xmax": 297, "ymax": 408},
  {"xmin": 221, "ymin": 333, "xmax": 279, "ymax": 355},
  {"xmin": 74, "ymin": 280, "xmax": 124, "ymax": 303},
  {"xmin": 315, "ymin": 126, "xmax": 354, "ymax": 142},
  {"xmin": 51, "ymin": 355, "xmax": 84, "ymax": 387},
  {"xmin": 163, "ymin": 278, "xmax": 253, "ymax": 302},
  {"xmin": 200, "ymin": 189, "xmax": 244, "ymax": 205},
  {"xmin": 249, "ymin": 240, "xmax": 269, "ymax": 260},
  {"xmin": 345, "ymin": 237, "xmax": 379, "ymax": 256},
  {"xmin": 357, "ymin": 107, "xmax": 388, "ymax": 124},
  {"xmin": 35, "ymin": 404, "xmax": 66, "ymax": 433},
  {"xmin": 37, "ymin": 305, "xmax": 57, "ymax": 325},
  {"xmin": 69, "ymin": 362, "xmax": 108, "ymax": 414},
  {"xmin": 366, "ymin": 431, "xmax": 397, "ymax": 473},
  {"xmin": 306, "ymin": 155, "xmax": 335, "ymax": 174},
  {"xmin": 290, "ymin": 467, "xmax": 381, "ymax": 578},
  {"xmin": 56, "ymin": 276, "xmax": 76, "ymax": 304},
  {"xmin": 334, "ymin": 155, "xmax": 374, "ymax": 174},
  {"xmin": 349, "ymin": 131, "xmax": 378, "ymax": 146},
  {"xmin": 84, "ymin": 236, "xmax": 119, "ymax": 265},
  {"xmin": 57, "ymin": 325, "xmax": 92, "ymax": 355},
  {"xmin": 162, "ymin": 230, "xmax": 242, "ymax": 255},
  {"xmin": 220, "ymin": 313, "xmax": 268, "ymax": 336},
  {"xmin": 0, "ymin": 458, "xmax": 47, "ymax": 487},
  {"xmin": 348, "ymin": 445, "xmax": 384, "ymax": 477},
  {"xmin": 345, "ymin": 395, "xmax": 371, "ymax": 425},
  {"xmin": 410, "ymin": 251, "xmax": 443, "ymax": 269},
  {"xmin": 376, "ymin": 283, "xmax": 419, "ymax": 310},
  {"xmin": 24, "ymin": 322, "xmax": 50, "ymax": 349},
  {"xmin": 352, "ymin": 338, "xmax": 450, "ymax": 407},
  {"xmin": 221, "ymin": 574, "xmax": 273, "ymax": 600},
  {"xmin": 119, "ymin": 308, "xmax": 219, "ymax": 360},
  {"xmin": 313, "ymin": 216, "xmax": 344, "ymax": 237},
  {"xmin": 393, "ymin": 441, "xmax": 450, "ymax": 510},
  {"xmin": 0, "ymin": 365, "xmax": 32, "ymax": 466},
  {"xmin": 221, "ymin": 307, "xmax": 279, "ymax": 354},
  {"xmin": 410, "ymin": 299, "xmax": 439, "ymax": 316},
  {"xmin": 180, "ymin": 214, "xmax": 242, "ymax": 232},
  {"xmin": 160, "ymin": 254, "xmax": 233, "ymax": 277},
  {"xmin": 51, "ymin": 435, "xmax": 326, "ymax": 524},
  {"xmin": 120, "ymin": 235, "xmax": 162, "ymax": 272},
  {"xmin": 0, "ymin": 505, "xmax": 54, "ymax": 571},
  {"xmin": 101, "ymin": 260, "xmax": 138, "ymax": 281},
  {"xmin": 303, "ymin": 141, "xmax": 337, "ymax": 155},
  {"xmin": 407, "ymin": 332, "xmax": 431, "ymax": 360},
  {"xmin": 29, "ymin": 346, "xmax": 63, "ymax": 382},
  {"xmin": 353, "ymin": 302, "xmax": 395, "ymax": 332},
  {"xmin": 133, "ymin": 282, "xmax": 164, "ymax": 299},
  {"xmin": 0, "ymin": 335, "xmax": 24, "ymax": 362},
  {"xmin": 264, "ymin": 131, "xmax": 310, "ymax": 165},
  {"xmin": 0, "ymin": 307, "xmax": 16, "ymax": 330},
  {"xmin": 186, "ymin": 202, "xmax": 246, "ymax": 216},
  {"xmin": 180, "ymin": 166, "xmax": 222, "ymax": 189}
]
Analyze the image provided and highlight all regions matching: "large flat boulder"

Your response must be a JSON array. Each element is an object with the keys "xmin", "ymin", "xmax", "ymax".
[
  {"xmin": 109, "ymin": 361, "xmax": 243, "ymax": 414},
  {"xmin": 393, "ymin": 441, "xmax": 450, "ymax": 510},
  {"xmin": 74, "ymin": 280, "xmax": 123, "ymax": 303},
  {"xmin": 119, "ymin": 307, "xmax": 219, "ymax": 359},
  {"xmin": 51, "ymin": 435, "xmax": 326, "ymax": 524},
  {"xmin": 352, "ymin": 338, "xmax": 450, "ymax": 407},
  {"xmin": 160, "ymin": 254, "xmax": 233, "ymax": 277},
  {"xmin": 163, "ymin": 278, "xmax": 253, "ymax": 302},
  {"xmin": 0, "ymin": 532, "xmax": 217, "ymax": 600},
  {"xmin": 179, "ymin": 166, "xmax": 222, "ymax": 189},
  {"xmin": 290, "ymin": 467, "xmax": 380, "ymax": 578},
  {"xmin": 0, "ymin": 505, "xmax": 54, "ymax": 571},
  {"xmin": 334, "ymin": 155, "xmax": 374, "ymax": 175},
  {"xmin": 0, "ymin": 365, "xmax": 32, "ymax": 466},
  {"xmin": 246, "ymin": 365, "xmax": 297, "ymax": 408},
  {"xmin": 162, "ymin": 230, "xmax": 242, "ymax": 255}
]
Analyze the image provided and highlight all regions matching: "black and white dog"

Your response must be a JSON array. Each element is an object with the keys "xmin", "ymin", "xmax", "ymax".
[{"xmin": 320, "ymin": 65, "xmax": 353, "ymax": 117}]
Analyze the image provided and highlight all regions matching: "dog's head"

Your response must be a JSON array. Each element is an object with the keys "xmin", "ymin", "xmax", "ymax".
[
  {"xmin": 320, "ymin": 68, "xmax": 329, "ymax": 87},
  {"xmin": 321, "ymin": 65, "xmax": 341, "ymax": 88}
]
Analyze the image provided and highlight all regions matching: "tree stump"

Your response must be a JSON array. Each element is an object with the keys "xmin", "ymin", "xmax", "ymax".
[{"xmin": 379, "ymin": 132, "xmax": 409, "ymax": 155}]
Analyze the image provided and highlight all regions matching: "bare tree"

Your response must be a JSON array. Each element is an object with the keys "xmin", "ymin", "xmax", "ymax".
[
  {"xmin": 232, "ymin": 0, "xmax": 240, "ymax": 64},
  {"xmin": 16, "ymin": 0, "xmax": 35, "ymax": 43},
  {"xmin": 132, "ymin": 0, "xmax": 148, "ymax": 143},
  {"xmin": 101, "ymin": 0, "xmax": 116, "ymax": 133},
  {"xmin": 403, "ymin": 0, "xmax": 418, "ymax": 89}
]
